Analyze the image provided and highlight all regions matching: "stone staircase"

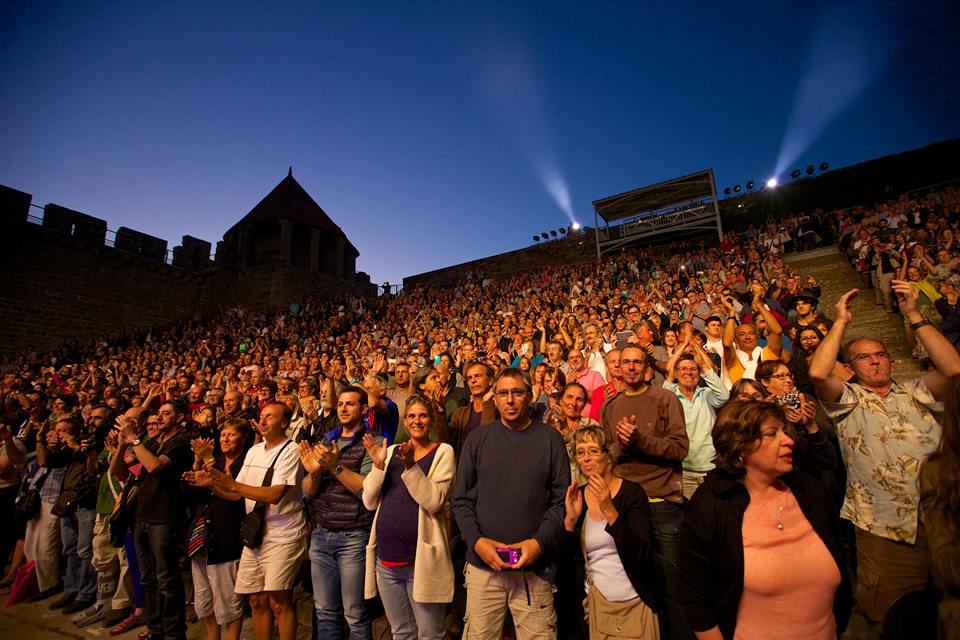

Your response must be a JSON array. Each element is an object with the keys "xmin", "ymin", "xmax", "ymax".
[{"xmin": 785, "ymin": 246, "xmax": 926, "ymax": 380}]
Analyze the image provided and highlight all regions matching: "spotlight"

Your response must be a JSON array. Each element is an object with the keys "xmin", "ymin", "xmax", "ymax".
[
  {"xmin": 559, "ymin": 227, "xmax": 566, "ymax": 235},
  {"xmin": 533, "ymin": 235, "xmax": 540, "ymax": 242},
  {"xmin": 746, "ymin": 180, "xmax": 755, "ymax": 190},
  {"xmin": 723, "ymin": 187, "xmax": 732, "ymax": 195},
  {"xmin": 819, "ymin": 162, "xmax": 829, "ymax": 171},
  {"xmin": 733, "ymin": 185, "xmax": 741, "ymax": 193},
  {"xmin": 791, "ymin": 169, "xmax": 801, "ymax": 179},
  {"xmin": 542, "ymin": 231, "xmax": 550, "ymax": 240},
  {"xmin": 805, "ymin": 165, "xmax": 814, "ymax": 175},
  {"xmin": 550, "ymin": 230, "xmax": 557, "ymax": 237},
  {"xmin": 766, "ymin": 178, "xmax": 778, "ymax": 188},
  {"xmin": 571, "ymin": 222, "xmax": 581, "ymax": 231}
]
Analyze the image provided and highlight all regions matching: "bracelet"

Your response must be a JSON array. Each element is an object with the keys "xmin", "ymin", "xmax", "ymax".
[{"xmin": 910, "ymin": 319, "xmax": 931, "ymax": 330}]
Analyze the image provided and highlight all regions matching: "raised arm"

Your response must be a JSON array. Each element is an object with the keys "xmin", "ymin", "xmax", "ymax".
[
  {"xmin": 809, "ymin": 289, "xmax": 857, "ymax": 403},
  {"xmin": 892, "ymin": 280, "xmax": 960, "ymax": 400}
]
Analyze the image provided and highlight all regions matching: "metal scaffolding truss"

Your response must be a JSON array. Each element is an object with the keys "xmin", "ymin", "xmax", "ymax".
[{"xmin": 591, "ymin": 169, "xmax": 722, "ymax": 260}]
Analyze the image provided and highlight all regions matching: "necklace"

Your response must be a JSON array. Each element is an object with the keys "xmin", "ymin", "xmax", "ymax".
[{"xmin": 749, "ymin": 489, "xmax": 786, "ymax": 531}]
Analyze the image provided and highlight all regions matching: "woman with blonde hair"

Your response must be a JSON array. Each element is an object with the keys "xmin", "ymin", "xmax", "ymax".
[{"xmin": 361, "ymin": 396, "xmax": 456, "ymax": 640}]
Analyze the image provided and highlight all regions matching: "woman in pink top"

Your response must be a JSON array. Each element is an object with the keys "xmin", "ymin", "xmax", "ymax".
[{"xmin": 678, "ymin": 400, "xmax": 852, "ymax": 639}]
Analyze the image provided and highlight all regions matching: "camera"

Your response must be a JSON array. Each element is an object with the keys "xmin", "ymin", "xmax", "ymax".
[{"xmin": 497, "ymin": 547, "xmax": 522, "ymax": 565}]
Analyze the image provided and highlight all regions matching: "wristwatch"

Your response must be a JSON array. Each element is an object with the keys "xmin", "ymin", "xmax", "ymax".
[
  {"xmin": 131, "ymin": 438, "xmax": 142, "ymax": 447},
  {"xmin": 333, "ymin": 464, "xmax": 344, "ymax": 476},
  {"xmin": 910, "ymin": 319, "xmax": 931, "ymax": 330}
]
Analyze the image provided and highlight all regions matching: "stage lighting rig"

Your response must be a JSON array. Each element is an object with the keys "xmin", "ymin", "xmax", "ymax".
[
  {"xmin": 806, "ymin": 165, "xmax": 815, "ymax": 175},
  {"xmin": 791, "ymin": 169, "xmax": 802, "ymax": 179},
  {"xmin": 533, "ymin": 235, "xmax": 540, "ymax": 242},
  {"xmin": 746, "ymin": 181, "xmax": 755, "ymax": 190},
  {"xmin": 559, "ymin": 227, "xmax": 567, "ymax": 235},
  {"xmin": 733, "ymin": 185, "xmax": 741, "ymax": 193},
  {"xmin": 723, "ymin": 187, "xmax": 732, "ymax": 195},
  {"xmin": 819, "ymin": 162, "xmax": 829, "ymax": 171},
  {"xmin": 766, "ymin": 178, "xmax": 778, "ymax": 188}
]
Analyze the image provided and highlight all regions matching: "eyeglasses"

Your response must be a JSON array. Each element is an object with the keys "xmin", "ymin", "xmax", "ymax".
[
  {"xmin": 766, "ymin": 373, "xmax": 793, "ymax": 380},
  {"xmin": 850, "ymin": 351, "xmax": 890, "ymax": 363},
  {"xmin": 575, "ymin": 447, "xmax": 604, "ymax": 458}
]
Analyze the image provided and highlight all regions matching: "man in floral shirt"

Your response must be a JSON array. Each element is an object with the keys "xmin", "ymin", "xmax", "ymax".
[{"xmin": 809, "ymin": 282, "xmax": 960, "ymax": 627}]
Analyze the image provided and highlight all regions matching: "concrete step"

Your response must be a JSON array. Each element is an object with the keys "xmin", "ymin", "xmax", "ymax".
[{"xmin": 784, "ymin": 247, "xmax": 926, "ymax": 380}]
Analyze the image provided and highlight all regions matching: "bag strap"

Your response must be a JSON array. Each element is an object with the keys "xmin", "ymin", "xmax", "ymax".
[
  {"xmin": 28, "ymin": 466, "xmax": 49, "ymax": 491},
  {"xmin": 252, "ymin": 440, "xmax": 293, "ymax": 511}
]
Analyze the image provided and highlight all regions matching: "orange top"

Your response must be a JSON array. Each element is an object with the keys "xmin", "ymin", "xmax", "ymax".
[{"xmin": 734, "ymin": 488, "xmax": 840, "ymax": 640}]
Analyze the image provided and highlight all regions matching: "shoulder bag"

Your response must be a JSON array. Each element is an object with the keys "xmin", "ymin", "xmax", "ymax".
[{"xmin": 240, "ymin": 440, "xmax": 293, "ymax": 549}]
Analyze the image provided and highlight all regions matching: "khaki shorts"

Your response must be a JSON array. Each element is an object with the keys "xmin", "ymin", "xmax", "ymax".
[{"xmin": 235, "ymin": 538, "xmax": 306, "ymax": 595}]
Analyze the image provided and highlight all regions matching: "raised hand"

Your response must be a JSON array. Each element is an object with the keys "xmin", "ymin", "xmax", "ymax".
[
  {"xmin": 834, "ymin": 289, "xmax": 859, "ymax": 324},
  {"xmin": 891, "ymin": 280, "xmax": 919, "ymax": 317},
  {"xmin": 297, "ymin": 440, "xmax": 322, "ymax": 474},
  {"xmin": 362, "ymin": 433, "xmax": 387, "ymax": 470},
  {"xmin": 564, "ymin": 482, "xmax": 583, "ymax": 530},
  {"xmin": 191, "ymin": 437, "xmax": 215, "ymax": 463},
  {"xmin": 586, "ymin": 472, "xmax": 615, "ymax": 515}
]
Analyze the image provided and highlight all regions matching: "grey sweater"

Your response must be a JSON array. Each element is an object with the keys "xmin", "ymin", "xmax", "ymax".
[{"xmin": 452, "ymin": 420, "xmax": 571, "ymax": 572}]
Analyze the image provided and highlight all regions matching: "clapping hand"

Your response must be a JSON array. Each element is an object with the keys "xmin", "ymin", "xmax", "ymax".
[
  {"xmin": 586, "ymin": 473, "xmax": 615, "ymax": 517},
  {"xmin": 183, "ymin": 469, "xmax": 213, "ymax": 488},
  {"xmin": 191, "ymin": 437, "xmax": 215, "ymax": 464},
  {"xmin": 616, "ymin": 414, "xmax": 638, "ymax": 447},
  {"xmin": 395, "ymin": 442, "xmax": 415, "ymax": 469},
  {"xmin": 362, "ymin": 433, "xmax": 387, "ymax": 470},
  {"xmin": 564, "ymin": 482, "xmax": 583, "ymax": 531},
  {"xmin": 205, "ymin": 464, "xmax": 238, "ymax": 492}
]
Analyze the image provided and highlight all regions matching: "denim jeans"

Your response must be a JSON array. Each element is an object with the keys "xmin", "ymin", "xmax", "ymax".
[
  {"xmin": 309, "ymin": 527, "xmax": 371, "ymax": 640},
  {"xmin": 375, "ymin": 560, "xmax": 446, "ymax": 640},
  {"xmin": 134, "ymin": 521, "xmax": 186, "ymax": 640},
  {"xmin": 60, "ymin": 506, "xmax": 97, "ymax": 601},
  {"xmin": 650, "ymin": 500, "xmax": 693, "ymax": 640}
]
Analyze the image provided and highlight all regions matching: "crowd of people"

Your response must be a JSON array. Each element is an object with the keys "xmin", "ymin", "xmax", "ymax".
[{"xmin": 0, "ymin": 185, "xmax": 959, "ymax": 640}]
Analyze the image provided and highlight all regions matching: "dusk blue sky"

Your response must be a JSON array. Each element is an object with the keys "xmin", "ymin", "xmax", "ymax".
[{"xmin": 2, "ymin": 2, "xmax": 958, "ymax": 285}]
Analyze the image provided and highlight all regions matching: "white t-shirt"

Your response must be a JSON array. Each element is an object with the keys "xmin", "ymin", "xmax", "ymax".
[{"xmin": 235, "ymin": 439, "xmax": 306, "ymax": 544}]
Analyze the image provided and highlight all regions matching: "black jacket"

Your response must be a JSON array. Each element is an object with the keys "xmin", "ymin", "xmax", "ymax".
[
  {"xmin": 678, "ymin": 469, "xmax": 852, "ymax": 639},
  {"xmin": 557, "ymin": 479, "xmax": 657, "ymax": 639}
]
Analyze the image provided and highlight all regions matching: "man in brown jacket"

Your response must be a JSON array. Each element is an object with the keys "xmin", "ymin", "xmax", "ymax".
[{"xmin": 600, "ymin": 345, "xmax": 689, "ymax": 640}]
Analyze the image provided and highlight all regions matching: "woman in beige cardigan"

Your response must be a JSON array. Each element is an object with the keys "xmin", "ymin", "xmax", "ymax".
[{"xmin": 362, "ymin": 395, "xmax": 456, "ymax": 640}]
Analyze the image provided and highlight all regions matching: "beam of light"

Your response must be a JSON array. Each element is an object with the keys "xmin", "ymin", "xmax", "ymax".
[
  {"xmin": 535, "ymin": 157, "xmax": 575, "ymax": 221},
  {"xmin": 774, "ymin": 6, "xmax": 892, "ymax": 178},
  {"xmin": 766, "ymin": 178, "xmax": 778, "ymax": 189},
  {"xmin": 472, "ymin": 40, "xmax": 575, "ymax": 222}
]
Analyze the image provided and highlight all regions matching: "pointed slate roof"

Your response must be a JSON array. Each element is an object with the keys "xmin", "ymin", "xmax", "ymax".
[{"xmin": 227, "ymin": 170, "xmax": 355, "ymax": 254}]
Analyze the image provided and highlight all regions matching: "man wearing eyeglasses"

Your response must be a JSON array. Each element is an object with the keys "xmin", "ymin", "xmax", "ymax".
[
  {"xmin": 809, "ymin": 282, "xmax": 960, "ymax": 630},
  {"xmin": 452, "ymin": 368, "xmax": 570, "ymax": 639}
]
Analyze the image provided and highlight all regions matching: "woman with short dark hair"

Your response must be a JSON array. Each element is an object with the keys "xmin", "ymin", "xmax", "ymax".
[{"xmin": 679, "ymin": 400, "xmax": 852, "ymax": 640}]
